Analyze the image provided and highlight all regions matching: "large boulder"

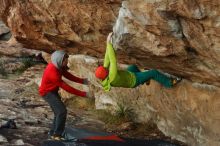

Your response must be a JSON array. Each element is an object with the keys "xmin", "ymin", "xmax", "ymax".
[
  {"xmin": 112, "ymin": 0, "xmax": 220, "ymax": 86},
  {"xmin": 29, "ymin": 52, "xmax": 217, "ymax": 146},
  {"xmin": 0, "ymin": 0, "xmax": 121, "ymax": 55},
  {"xmin": 0, "ymin": 0, "xmax": 220, "ymax": 86},
  {"xmin": 66, "ymin": 55, "xmax": 220, "ymax": 146},
  {"xmin": 1, "ymin": 0, "xmax": 220, "ymax": 146}
]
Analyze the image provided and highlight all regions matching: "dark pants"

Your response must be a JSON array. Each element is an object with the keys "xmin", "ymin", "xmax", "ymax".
[
  {"xmin": 127, "ymin": 65, "xmax": 172, "ymax": 88},
  {"xmin": 43, "ymin": 91, "xmax": 67, "ymax": 136}
]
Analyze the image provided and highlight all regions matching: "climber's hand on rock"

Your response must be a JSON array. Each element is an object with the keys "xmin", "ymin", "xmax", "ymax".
[
  {"xmin": 107, "ymin": 32, "xmax": 113, "ymax": 44},
  {"xmin": 83, "ymin": 78, "xmax": 90, "ymax": 85}
]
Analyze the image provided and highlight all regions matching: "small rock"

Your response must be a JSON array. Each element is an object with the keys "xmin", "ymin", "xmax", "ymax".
[
  {"xmin": 13, "ymin": 139, "xmax": 25, "ymax": 145},
  {"xmin": 14, "ymin": 88, "xmax": 25, "ymax": 94},
  {"xmin": 0, "ymin": 134, "xmax": 8, "ymax": 143},
  {"xmin": 24, "ymin": 119, "xmax": 39, "ymax": 126},
  {"xmin": 118, "ymin": 122, "xmax": 135, "ymax": 131}
]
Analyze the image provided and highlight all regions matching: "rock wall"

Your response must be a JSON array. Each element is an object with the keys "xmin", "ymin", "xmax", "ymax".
[
  {"xmin": 0, "ymin": 0, "xmax": 121, "ymax": 55},
  {"xmin": 0, "ymin": 0, "xmax": 220, "ymax": 86},
  {"xmin": 112, "ymin": 0, "xmax": 220, "ymax": 86},
  {"xmin": 0, "ymin": 20, "xmax": 11, "ymax": 41},
  {"xmin": 67, "ymin": 55, "xmax": 220, "ymax": 146}
]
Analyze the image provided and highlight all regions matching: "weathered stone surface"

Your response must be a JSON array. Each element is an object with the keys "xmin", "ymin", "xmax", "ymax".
[
  {"xmin": 1, "ymin": 0, "xmax": 220, "ymax": 146},
  {"xmin": 0, "ymin": 134, "xmax": 8, "ymax": 143},
  {"xmin": 67, "ymin": 55, "xmax": 220, "ymax": 146},
  {"xmin": 0, "ymin": 37, "xmax": 40, "ymax": 57},
  {"xmin": 113, "ymin": 0, "xmax": 220, "ymax": 86},
  {"xmin": 0, "ymin": 20, "xmax": 11, "ymax": 41},
  {"xmin": 0, "ymin": 0, "xmax": 121, "ymax": 55},
  {"xmin": 13, "ymin": 139, "xmax": 25, "ymax": 145},
  {"xmin": 0, "ymin": 0, "xmax": 220, "ymax": 86}
]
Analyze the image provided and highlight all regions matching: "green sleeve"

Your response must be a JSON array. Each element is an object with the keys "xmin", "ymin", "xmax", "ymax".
[
  {"xmin": 106, "ymin": 43, "xmax": 117, "ymax": 82},
  {"xmin": 103, "ymin": 44, "xmax": 110, "ymax": 68}
]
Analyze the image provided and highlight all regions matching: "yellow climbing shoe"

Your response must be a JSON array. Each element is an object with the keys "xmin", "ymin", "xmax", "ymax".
[{"xmin": 172, "ymin": 77, "xmax": 182, "ymax": 86}]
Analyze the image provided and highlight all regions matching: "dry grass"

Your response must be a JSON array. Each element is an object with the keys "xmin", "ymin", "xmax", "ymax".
[
  {"xmin": 94, "ymin": 106, "xmax": 134, "ymax": 126},
  {"xmin": 65, "ymin": 96, "xmax": 95, "ymax": 110}
]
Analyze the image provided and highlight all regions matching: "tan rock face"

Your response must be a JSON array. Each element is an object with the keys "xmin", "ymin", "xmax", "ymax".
[
  {"xmin": 0, "ymin": 0, "xmax": 121, "ymax": 55},
  {"xmin": 1, "ymin": 0, "xmax": 220, "ymax": 146},
  {"xmin": 113, "ymin": 0, "xmax": 220, "ymax": 86},
  {"xmin": 0, "ymin": 0, "xmax": 220, "ymax": 86},
  {"xmin": 1, "ymin": 0, "xmax": 220, "ymax": 86}
]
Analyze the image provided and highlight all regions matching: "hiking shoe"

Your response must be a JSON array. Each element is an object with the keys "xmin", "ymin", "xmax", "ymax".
[
  {"xmin": 50, "ymin": 135, "xmax": 66, "ymax": 141},
  {"xmin": 61, "ymin": 131, "xmax": 78, "ymax": 142},
  {"xmin": 172, "ymin": 77, "xmax": 182, "ymax": 86},
  {"xmin": 47, "ymin": 130, "xmax": 54, "ymax": 140}
]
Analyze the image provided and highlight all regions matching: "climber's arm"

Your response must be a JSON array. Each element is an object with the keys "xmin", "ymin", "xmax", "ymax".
[
  {"xmin": 107, "ymin": 43, "xmax": 117, "ymax": 82},
  {"xmin": 103, "ymin": 45, "xmax": 110, "ymax": 68}
]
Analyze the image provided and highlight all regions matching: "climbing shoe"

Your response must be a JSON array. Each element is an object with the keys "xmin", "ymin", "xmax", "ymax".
[
  {"xmin": 145, "ymin": 80, "xmax": 150, "ymax": 85},
  {"xmin": 172, "ymin": 77, "xmax": 182, "ymax": 86}
]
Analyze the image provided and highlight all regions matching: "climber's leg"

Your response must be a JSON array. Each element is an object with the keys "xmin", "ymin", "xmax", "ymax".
[
  {"xmin": 134, "ymin": 69, "xmax": 173, "ymax": 88},
  {"xmin": 127, "ymin": 65, "xmax": 141, "ymax": 73}
]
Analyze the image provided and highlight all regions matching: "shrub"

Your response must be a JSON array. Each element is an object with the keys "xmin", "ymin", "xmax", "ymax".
[
  {"xmin": 115, "ymin": 103, "xmax": 134, "ymax": 122},
  {"xmin": 95, "ymin": 103, "xmax": 135, "ymax": 125}
]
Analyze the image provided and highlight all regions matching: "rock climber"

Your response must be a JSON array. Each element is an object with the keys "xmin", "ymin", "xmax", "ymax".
[{"xmin": 95, "ymin": 33, "xmax": 181, "ymax": 91}]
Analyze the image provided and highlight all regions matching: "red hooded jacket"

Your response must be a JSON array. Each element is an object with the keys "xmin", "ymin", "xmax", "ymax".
[{"xmin": 39, "ymin": 63, "xmax": 86, "ymax": 97}]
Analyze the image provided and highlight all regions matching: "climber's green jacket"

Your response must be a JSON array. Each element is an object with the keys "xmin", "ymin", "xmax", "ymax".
[{"xmin": 101, "ymin": 43, "xmax": 136, "ymax": 91}]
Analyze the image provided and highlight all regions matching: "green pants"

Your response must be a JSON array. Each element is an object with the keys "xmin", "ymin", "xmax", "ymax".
[{"xmin": 127, "ymin": 65, "xmax": 172, "ymax": 88}]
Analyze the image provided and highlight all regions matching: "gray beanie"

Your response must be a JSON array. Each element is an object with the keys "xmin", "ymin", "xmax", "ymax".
[{"xmin": 51, "ymin": 50, "xmax": 66, "ymax": 69}]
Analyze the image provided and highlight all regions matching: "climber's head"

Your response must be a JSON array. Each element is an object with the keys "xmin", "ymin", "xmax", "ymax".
[
  {"xmin": 95, "ymin": 66, "xmax": 109, "ymax": 80},
  {"xmin": 51, "ymin": 50, "xmax": 69, "ymax": 70}
]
